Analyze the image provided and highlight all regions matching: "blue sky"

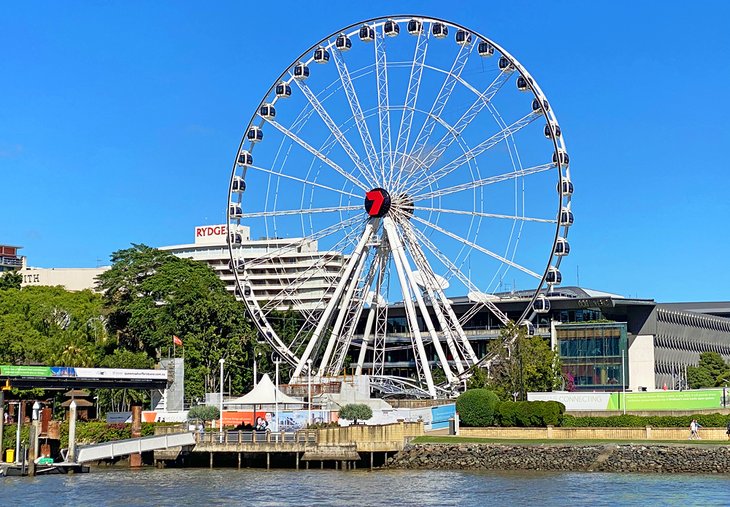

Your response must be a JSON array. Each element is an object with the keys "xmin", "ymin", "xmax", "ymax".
[{"xmin": 2, "ymin": 1, "xmax": 728, "ymax": 303}]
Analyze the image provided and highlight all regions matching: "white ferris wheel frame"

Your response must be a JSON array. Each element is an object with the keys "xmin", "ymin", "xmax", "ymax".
[{"xmin": 226, "ymin": 15, "xmax": 572, "ymax": 398}]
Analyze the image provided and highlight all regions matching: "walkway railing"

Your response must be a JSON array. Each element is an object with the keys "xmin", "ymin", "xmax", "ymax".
[{"xmin": 196, "ymin": 429, "xmax": 317, "ymax": 445}]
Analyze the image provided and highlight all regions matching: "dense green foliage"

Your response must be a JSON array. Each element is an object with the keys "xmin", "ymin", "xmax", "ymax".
[
  {"xmin": 495, "ymin": 400, "xmax": 565, "ymax": 427},
  {"xmin": 0, "ymin": 244, "xmax": 271, "ymax": 412},
  {"xmin": 467, "ymin": 322, "xmax": 562, "ymax": 400},
  {"xmin": 187, "ymin": 404, "xmax": 220, "ymax": 422},
  {"xmin": 0, "ymin": 271, "xmax": 22, "ymax": 290},
  {"xmin": 687, "ymin": 352, "xmax": 730, "ymax": 388},
  {"xmin": 339, "ymin": 404, "xmax": 373, "ymax": 424},
  {"xmin": 0, "ymin": 285, "xmax": 106, "ymax": 367},
  {"xmin": 456, "ymin": 389, "xmax": 500, "ymax": 427},
  {"xmin": 562, "ymin": 413, "xmax": 730, "ymax": 428},
  {"xmin": 97, "ymin": 244, "xmax": 264, "ymax": 403}
]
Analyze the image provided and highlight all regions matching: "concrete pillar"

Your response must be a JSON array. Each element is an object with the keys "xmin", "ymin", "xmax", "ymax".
[
  {"xmin": 266, "ymin": 452, "xmax": 271, "ymax": 470},
  {"xmin": 306, "ymin": 460, "xmax": 309, "ymax": 470},
  {"xmin": 646, "ymin": 426, "xmax": 653, "ymax": 439},
  {"xmin": 353, "ymin": 460, "xmax": 356, "ymax": 470},
  {"xmin": 130, "ymin": 404, "xmax": 142, "ymax": 468},
  {"xmin": 320, "ymin": 460, "xmax": 323, "ymax": 469},
  {"xmin": 209, "ymin": 452, "xmax": 213, "ymax": 469},
  {"xmin": 370, "ymin": 452, "xmax": 374, "ymax": 470},
  {"xmin": 238, "ymin": 452, "xmax": 241, "ymax": 470},
  {"xmin": 68, "ymin": 400, "xmax": 78, "ymax": 463},
  {"xmin": 28, "ymin": 424, "xmax": 37, "ymax": 476},
  {"xmin": 295, "ymin": 452, "xmax": 299, "ymax": 470},
  {"xmin": 384, "ymin": 452, "xmax": 388, "ymax": 467}
]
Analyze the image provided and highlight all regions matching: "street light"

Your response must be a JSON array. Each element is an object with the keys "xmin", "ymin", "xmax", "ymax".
[
  {"xmin": 274, "ymin": 356, "xmax": 281, "ymax": 434},
  {"xmin": 219, "ymin": 358, "xmax": 225, "ymax": 442},
  {"xmin": 32, "ymin": 401, "xmax": 41, "ymax": 465},
  {"xmin": 307, "ymin": 359, "xmax": 313, "ymax": 427}
]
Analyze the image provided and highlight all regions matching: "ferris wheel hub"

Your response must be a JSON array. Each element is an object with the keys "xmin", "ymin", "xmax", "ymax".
[{"xmin": 364, "ymin": 187, "xmax": 392, "ymax": 217}]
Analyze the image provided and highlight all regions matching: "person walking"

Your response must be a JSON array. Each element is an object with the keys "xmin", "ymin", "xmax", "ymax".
[{"xmin": 689, "ymin": 419, "xmax": 698, "ymax": 440}]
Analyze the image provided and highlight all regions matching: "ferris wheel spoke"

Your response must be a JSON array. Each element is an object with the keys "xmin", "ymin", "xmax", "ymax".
[
  {"xmin": 405, "ymin": 220, "xmax": 474, "ymax": 291},
  {"xmin": 396, "ymin": 66, "xmax": 511, "ymax": 193},
  {"xmin": 415, "ymin": 206, "xmax": 557, "ymax": 224},
  {"xmin": 246, "ymin": 164, "xmax": 362, "ymax": 200},
  {"xmin": 410, "ymin": 213, "xmax": 542, "ymax": 279},
  {"xmin": 240, "ymin": 204, "xmax": 361, "ymax": 220},
  {"xmin": 331, "ymin": 43, "xmax": 382, "ymax": 179},
  {"xmin": 290, "ymin": 79, "xmax": 380, "ymax": 186},
  {"xmin": 258, "ymin": 228, "xmax": 362, "ymax": 314},
  {"xmin": 406, "ymin": 40, "xmax": 474, "ymax": 171},
  {"xmin": 292, "ymin": 221, "xmax": 376, "ymax": 380},
  {"xmin": 244, "ymin": 214, "xmax": 363, "ymax": 270},
  {"xmin": 388, "ymin": 218, "xmax": 457, "ymax": 383},
  {"xmin": 396, "ymin": 218, "xmax": 469, "ymax": 374},
  {"xmin": 374, "ymin": 28, "xmax": 392, "ymax": 186},
  {"xmin": 390, "ymin": 25, "xmax": 430, "ymax": 187},
  {"xmin": 263, "ymin": 118, "xmax": 371, "ymax": 191},
  {"xmin": 405, "ymin": 111, "xmax": 540, "ymax": 196},
  {"xmin": 413, "ymin": 162, "xmax": 554, "ymax": 202},
  {"xmin": 397, "ymin": 217, "xmax": 477, "ymax": 369}
]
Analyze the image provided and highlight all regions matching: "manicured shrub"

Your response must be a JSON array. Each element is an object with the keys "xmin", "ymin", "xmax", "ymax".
[
  {"xmin": 456, "ymin": 389, "xmax": 500, "ymax": 427},
  {"xmin": 495, "ymin": 400, "xmax": 565, "ymax": 427},
  {"xmin": 561, "ymin": 413, "xmax": 730, "ymax": 428}
]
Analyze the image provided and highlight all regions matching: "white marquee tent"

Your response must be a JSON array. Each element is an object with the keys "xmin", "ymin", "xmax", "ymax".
[{"xmin": 224, "ymin": 373, "xmax": 304, "ymax": 408}]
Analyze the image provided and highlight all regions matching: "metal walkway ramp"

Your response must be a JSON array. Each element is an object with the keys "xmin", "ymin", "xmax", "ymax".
[{"xmin": 76, "ymin": 432, "xmax": 196, "ymax": 463}]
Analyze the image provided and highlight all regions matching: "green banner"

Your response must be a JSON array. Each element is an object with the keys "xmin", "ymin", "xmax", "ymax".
[
  {"xmin": 0, "ymin": 365, "xmax": 53, "ymax": 377},
  {"xmin": 607, "ymin": 390, "xmax": 724, "ymax": 411}
]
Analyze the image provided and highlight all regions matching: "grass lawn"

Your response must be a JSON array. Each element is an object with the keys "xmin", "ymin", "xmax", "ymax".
[{"xmin": 413, "ymin": 435, "xmax": 730, "ymax": 446}]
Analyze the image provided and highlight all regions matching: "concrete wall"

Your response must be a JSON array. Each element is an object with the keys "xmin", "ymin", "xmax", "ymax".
[
  {"xmin": 629, "ymin": 334, "xmax": 656, "ymax": 391},
  {"xmin": 20, "ymin": 266, "xmax": 109, "ymax": 291},
  {"xmin": 318, "ymin": 422, "xmax": 424, "ymax": 451},
  {"xmin": 460, "ymin": 426, "xmax": 729, "ymax": 441}
]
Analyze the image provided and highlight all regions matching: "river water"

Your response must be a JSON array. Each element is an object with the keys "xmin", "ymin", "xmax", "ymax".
[{"xmin": 3, "ymin": 468, "xmax": 730, "ymax": 506}]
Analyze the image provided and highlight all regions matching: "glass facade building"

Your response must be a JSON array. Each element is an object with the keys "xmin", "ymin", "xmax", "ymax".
[{"xmin": 556, "ymin": 322, "xmax": 628, "ymax": 391}]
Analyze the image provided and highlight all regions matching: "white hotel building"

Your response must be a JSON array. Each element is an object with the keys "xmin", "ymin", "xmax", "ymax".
[{"xmin": 160, "ymin": 224, "xmax": 345, "ymax": 311}]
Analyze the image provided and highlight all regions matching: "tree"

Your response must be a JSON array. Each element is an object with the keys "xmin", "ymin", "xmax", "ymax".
[
  {"xmin": 97, "ymin": 244, "xmax": 260, "ymax": 401},
  {"xmin": 687, "ymin": 352, "xmax": 730, "ymax": 388},
  {"xmin": 339, "ymin": 404, "xmax": 373, "ymax": 425},
  {"xmin": 480, "ymin": 322, "xmax": 562, "ymax": 400},
  {"xmin": 188, "ymin": 405, "xmax": 220, "ymax": 424},
  {"xmin": 0, "ymin": 270, "xmax": 21, "ymax": 290}
]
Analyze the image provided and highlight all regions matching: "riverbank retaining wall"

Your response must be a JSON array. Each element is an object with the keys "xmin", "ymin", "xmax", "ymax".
[
  {"xmin": 459, "ymin": 426, "xmax": 729, "ymax": 440},
  {"xmin": 389, "ymin": 443, "xmax": 730, "ymax": 473}
]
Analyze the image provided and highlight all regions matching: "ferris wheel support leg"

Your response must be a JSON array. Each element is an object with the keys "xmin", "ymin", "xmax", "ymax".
[
  {"xmin": 383, "ymin": 217, "xmax": 437, "ymax": 397},
  {"xmin": 399, "ymin": 222, "xmax": 467, "ymax": 374},
  {"xmin": 317, "ymin": 240, "xmax": 372, "ymax": 377},
  {"xmin": 387, "ymin": 220, "xmax": 457, "ymax": 384},
  {"xmin": 292, "ymin": 221, "xmax": 375, "ymax": 380}
]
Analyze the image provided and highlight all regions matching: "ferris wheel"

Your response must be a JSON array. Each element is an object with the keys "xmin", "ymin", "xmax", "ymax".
[{"xmin": 227, "ymin": 16, "xmax": 573, "ymax": 398}]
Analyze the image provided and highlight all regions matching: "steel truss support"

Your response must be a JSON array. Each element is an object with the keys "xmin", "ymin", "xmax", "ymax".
[
  {"xmin": 293, "ymin": 221, "xmax": 375, "ymax": 380},
  {"xmin": 383, "ymin": 216, "xmax": 438, "ymax": 397}
]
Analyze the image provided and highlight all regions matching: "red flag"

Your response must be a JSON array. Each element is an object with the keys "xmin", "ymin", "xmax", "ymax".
[{"xmin": 173, "ymin": 335, "xmax": 183, "ymax": 346}]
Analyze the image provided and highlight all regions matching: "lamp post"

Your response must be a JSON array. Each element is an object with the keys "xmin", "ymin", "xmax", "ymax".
[
  {"xmin": 14, "ymin": 402, "xmax": 22, "ymax": 464},
  {"xmin": 219, "ymin": 358, "xmax": 225, "ymax": 443},
  {"xmin": 307, "ymin": 359, "xmax": 313, "ymax": 427},
  {"xmin": 274, "ymin": 357, "xmax": 281, "ymax": 433}
]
